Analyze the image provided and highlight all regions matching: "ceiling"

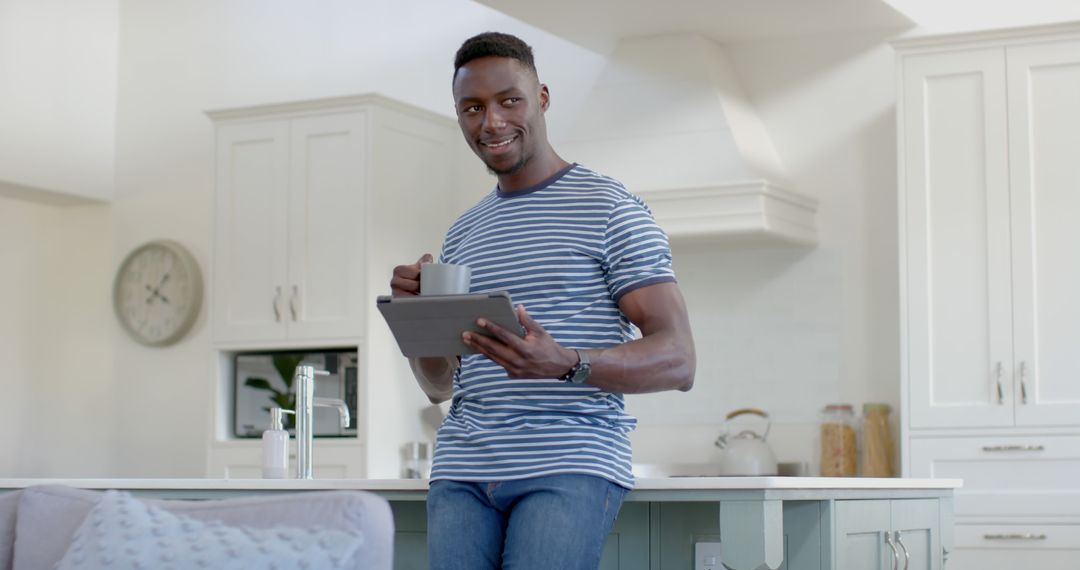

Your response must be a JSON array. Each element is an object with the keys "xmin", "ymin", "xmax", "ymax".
[{"xmin": 474, "ymin": 0, "xmax": 914, "ymax": 52}]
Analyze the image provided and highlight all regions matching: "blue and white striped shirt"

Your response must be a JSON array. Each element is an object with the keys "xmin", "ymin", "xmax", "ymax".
[{"xmin": 431, "ymin": 163, "xmax": 676, "ymax": 489}]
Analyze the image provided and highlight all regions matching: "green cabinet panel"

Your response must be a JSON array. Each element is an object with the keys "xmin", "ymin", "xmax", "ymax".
[
  {"xmin": 654, "ymin": 502, "xmax": 827, "ymax": 570},
  {"xmin": 834, "ymin": 499, "xmax": 941, "ymax": 570}
]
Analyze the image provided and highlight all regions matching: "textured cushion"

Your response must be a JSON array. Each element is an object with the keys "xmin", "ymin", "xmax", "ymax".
[
  {"xmin": 0, "ymin": 491, "xmax": 21, "ymax": 570},
  {"xmin": 13, "ymin": 485, "xmax": 394, "ymax": 570},
  {"xmin": 55, "ymin": 490, "xmax": 363, "ymax": 569}
]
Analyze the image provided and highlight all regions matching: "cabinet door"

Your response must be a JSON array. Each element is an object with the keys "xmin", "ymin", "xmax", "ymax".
[
  {"xmin": 902, "ymin": 48, "xmax": 1015, "ymax": 428},
  {"xmin": 835, "ymin": 500, "xmax": 891, "ymax": 570},
  {"xmin": 286, "ymin": 112, "xmax": 368, "ymax": 340},
  {"xmin": 891, "ymin": 499, "xmax": 941, "ymax": 570},
  {"xmin": 1006, "ymin": 39, "xmax": 1080, "ymax": 427},
  {"xmin": 213, "ymin": 121, "xmax": 290, "ymax": 342}
]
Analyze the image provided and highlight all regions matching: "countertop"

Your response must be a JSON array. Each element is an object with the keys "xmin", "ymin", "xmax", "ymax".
[{"xmin": 0, "ymin": 476, "xmax": 961, "ymax": 492}]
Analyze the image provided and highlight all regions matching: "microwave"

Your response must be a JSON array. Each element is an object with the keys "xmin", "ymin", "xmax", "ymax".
[{"xmin": 233, "ymin": 348, "xmax": 358, "ymax": 438}]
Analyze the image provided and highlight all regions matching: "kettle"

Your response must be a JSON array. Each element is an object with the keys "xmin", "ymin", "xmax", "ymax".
[{"xmin": 714, "ymin": 408, "xmax": 779, "ymax": 476}]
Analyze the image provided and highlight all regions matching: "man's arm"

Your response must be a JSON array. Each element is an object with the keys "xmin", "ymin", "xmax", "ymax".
[
  {"xmin": 391, "ymin": 253, "xmax": 459, "ymax": 403},
  {"xmin": 462, "ymin": 281, "xmax": 696, "ymax": 394},
  {"xmin": 409, "ymin": 356, "xmax": 457, "ymax": 404}
]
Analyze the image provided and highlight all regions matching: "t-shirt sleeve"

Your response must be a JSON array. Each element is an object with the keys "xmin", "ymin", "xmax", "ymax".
[{"xmin": 603, "ymin": 196, "xmax": 677, "ymax": 301}]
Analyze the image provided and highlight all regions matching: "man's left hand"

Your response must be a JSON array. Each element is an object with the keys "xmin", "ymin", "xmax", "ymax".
[{"xmin": 463, "ymin": 304, "xmax": 578, "ymax": 379}]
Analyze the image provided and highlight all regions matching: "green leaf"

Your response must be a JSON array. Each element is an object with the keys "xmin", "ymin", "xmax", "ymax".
[
  {"xmin": 244, "ymin": 377, "xmax": 273, "ymax": 391},
  {"xmin": 273, "ymin": 354, "xmax": 305, "ymax": 390}
]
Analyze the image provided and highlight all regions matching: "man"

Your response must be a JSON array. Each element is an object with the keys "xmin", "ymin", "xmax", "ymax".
[{"xmin": 390, "ymin": 32, "xmax": 696, "ymax": 570}]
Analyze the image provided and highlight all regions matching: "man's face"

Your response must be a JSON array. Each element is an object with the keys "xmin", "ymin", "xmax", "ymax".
[{"xmin": 452, "ymin": 56, "xmax": 549, "ymax": 176}]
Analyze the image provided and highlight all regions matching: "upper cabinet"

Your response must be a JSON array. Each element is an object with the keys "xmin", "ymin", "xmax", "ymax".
[
  {"xmin": 212, "ymin": 111, "xmax": 367, "ymax": 344},
  {"xmin": 208, "ymin": 95, "xmax": 459, "ymax": 347},
  {"xmin": 898, "ymin": 30, "xmax": 1080, "ymax": 430}
]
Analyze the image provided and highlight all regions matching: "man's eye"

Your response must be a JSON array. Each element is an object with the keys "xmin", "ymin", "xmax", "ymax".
[
  {"xmin": 462, "ymin": 105, "xmax": 482, "ymax": 114},
  {"xmin": 503, "ymin": 97, "xmax": 521, "ymax": 106}
]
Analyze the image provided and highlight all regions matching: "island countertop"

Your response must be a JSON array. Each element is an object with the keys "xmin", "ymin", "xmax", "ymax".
[{"xmin": 0, "ymin": 476, "xmax": 961, "ymax": 501}]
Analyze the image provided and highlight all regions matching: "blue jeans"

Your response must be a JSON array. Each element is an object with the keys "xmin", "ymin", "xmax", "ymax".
[{"xmin": 426, "ymin": 474, "xmax": 628, "ymax": 570}]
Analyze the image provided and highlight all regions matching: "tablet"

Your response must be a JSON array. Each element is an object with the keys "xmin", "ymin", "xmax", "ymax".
[{"xmin": 376, "ymin": 291, "xmax": 525, "ymax": 358}]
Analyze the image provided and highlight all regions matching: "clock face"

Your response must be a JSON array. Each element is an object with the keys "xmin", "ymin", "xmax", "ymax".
[{"xmin": 113, "ymin": 240, "xmax": 203, "ymax": 346}]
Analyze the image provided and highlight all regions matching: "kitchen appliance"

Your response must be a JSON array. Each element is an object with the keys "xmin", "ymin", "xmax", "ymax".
[
  {"xmin": 233, "ymin": 348, "xmax": 357, "ymax": 438},
  {"xmin": 714, "ymin": 408, "xmax": 779, "ymax": 476}
]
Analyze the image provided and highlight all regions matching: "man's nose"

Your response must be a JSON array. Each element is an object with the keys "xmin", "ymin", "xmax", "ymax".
[{"xmin": 483, "ymin": 107, "xmax": 506, "ymax": 131}]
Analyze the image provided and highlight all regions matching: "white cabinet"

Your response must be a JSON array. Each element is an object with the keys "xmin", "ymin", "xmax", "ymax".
[
  {"xmin": 897, "ymin": 24, "xmax": 1080, "ymax": 570},
  {"xmin": 834, "ymin": 499, "xmax": 943, "ymax": 570},
  {"xmin": 900, "ymin": 32, "xmax": 1080, "ymax": 430},
  {"xmin": 212, "ymin": 111, "xmax": 366, "ymax": 344},
  {"xmin": 899, "ymin": 29, "xmax": 1080, "ymax": 428},
  {"xmin": 206, "ymin": 94, "xmax": 461, "ymax": 478},
  {"xmin": 900, "ymin": 32, "xmax": 1080, "ymax": 429}
]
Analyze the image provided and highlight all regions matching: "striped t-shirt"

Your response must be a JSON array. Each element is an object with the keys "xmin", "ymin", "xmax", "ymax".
[{"xmin": 431, "ymin": 163, "xmax": 676, "ymax": 489}]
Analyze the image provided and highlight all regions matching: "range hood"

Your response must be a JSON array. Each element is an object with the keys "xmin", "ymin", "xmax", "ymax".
[{"xmin": 558, "ymin": 34, "xmax": 817, "ymax": 245}]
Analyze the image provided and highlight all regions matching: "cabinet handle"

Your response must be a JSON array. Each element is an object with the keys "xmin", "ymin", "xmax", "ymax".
[
  {"xmin": 272, "ymin": 286, "xmax": 283, "ymax": 322},
  {"xmin": 884, "ymin": 532, "xmax": 900, "ymax": 570},
  {"xmin": 289, "ymin": 285, "xmax": 299, "ymax": 321},
  {"xmin": 982, "ymin": 533, "xmax": 1047, "ymax": 541},
  {"xmin": 894, "ymin": 531, "xmax": 910, "ymax": 570},
  {"xmin": 981, "ymin": 444, "xmax": 1045, "ymax": 452},
  {"xmin": 995, "ymin": 361, "xmax": 1004, "ymax": 404},
  {"xmin": 1019, "ymin": 361, "xmax": 1028, "ymax": 405}
]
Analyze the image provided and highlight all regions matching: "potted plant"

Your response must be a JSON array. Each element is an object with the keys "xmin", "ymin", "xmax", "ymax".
[{"xmin": 243, "ymin": 354, "xmax": 304, "ymax": 431}]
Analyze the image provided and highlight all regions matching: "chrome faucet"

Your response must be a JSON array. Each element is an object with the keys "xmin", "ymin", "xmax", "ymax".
[{"xmin": 294, "ymin": 364, "xmax": 351, "ymax": 479}]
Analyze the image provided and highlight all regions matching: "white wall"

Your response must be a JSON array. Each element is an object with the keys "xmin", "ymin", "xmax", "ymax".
[
  {"xmin": 622, "ymin": 31, "xmax": 904, "ymax": 472},
  {"xmin": 0, "ymin": 196, "xmax": 115, "ymax": 476},
  {"xmin": 0, "ymin": 0, "xmax": 117, "ymax": 201}
]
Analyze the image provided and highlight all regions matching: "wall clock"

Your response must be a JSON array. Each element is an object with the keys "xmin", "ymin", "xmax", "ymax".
[{"xmin": 113, "ymin": 239, "xmax": 204, "ymax": 346}]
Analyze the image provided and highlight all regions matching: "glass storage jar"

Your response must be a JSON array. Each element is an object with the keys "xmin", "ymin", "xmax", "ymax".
[
  {"xmin": 819, "ymin": 404, "xmax": 857, "ymax": 476},
  {"xmin": 859, "ymin": 403, "xmax": 895, "ymax": 477}
]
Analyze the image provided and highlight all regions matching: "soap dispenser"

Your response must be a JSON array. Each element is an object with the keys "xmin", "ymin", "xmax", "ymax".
[{"xmin": 262, "ymin": 408, "xmax": 293, "ymax": 479}]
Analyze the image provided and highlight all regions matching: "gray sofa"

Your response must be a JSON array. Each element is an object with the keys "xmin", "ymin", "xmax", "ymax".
[{"xmin": 0, "ymin": 485, "xmax": 394, "ymax": 570}]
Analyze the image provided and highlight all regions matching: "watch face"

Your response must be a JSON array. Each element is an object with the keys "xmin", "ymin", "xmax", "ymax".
[{"xmin": 113, "ymin": 241, "xmax": 203, "ymax": 346}]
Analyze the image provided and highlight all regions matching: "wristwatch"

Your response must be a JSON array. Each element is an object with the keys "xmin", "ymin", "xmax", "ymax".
[{"xmin": 560, "ymin": 349, "xmax": 591, "ymax": 384}]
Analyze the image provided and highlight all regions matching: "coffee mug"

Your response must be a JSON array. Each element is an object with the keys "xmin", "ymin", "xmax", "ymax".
[{"xmin": 420, "ymin": 263, "xmax": 471, "ymax": 296}]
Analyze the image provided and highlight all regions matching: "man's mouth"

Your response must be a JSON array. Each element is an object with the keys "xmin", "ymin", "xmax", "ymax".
[{"xmin": 480, "ymin": 135, "xmax": 518, "ymax": 150}]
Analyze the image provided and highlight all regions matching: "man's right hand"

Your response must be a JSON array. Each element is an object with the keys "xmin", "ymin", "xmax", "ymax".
[{"xmin": 391, "ymin": 253, "xmax": 433, "ymax": 297}]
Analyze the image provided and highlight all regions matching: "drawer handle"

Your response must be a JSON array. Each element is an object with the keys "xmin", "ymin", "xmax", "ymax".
[
  {"xmin": 272, "ymin": 286, "xmax": 283, "ymax": 322},
  {"xmin": 885, "ymin": 532, "xmax": 900, "ymax": 570},
  {"xmin": 981, "ymin": 444, "xmax": 1045, "ymax": 452},
  {"xmin": 894, "ymin": 531, "xmax": 910, "ymax": 570},
  {"xmin": 1019, "ymin": 361, "xmax": 1028, "ymax": 405},
  {"xmin": 983, "ymin": 533, "xmax": 1047, "ymax": 541},
  {"xmin": 995, "ymin": 361, "xmax": 1004, "ymax": 404}
]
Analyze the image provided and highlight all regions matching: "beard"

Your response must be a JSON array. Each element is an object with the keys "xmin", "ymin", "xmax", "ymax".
[{"xmin": 486, "ymin": 154, "xmax": 528, "ymax": 176}]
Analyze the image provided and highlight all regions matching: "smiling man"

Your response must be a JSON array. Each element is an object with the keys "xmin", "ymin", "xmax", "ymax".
[{"xmin": 390, "ymin": 32, "xmax": 696, "ymax": 570}]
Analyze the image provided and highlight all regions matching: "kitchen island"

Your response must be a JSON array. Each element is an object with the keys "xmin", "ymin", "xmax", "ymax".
[{"xmin": 0, "ymin": 477, "xmax": 959, "ymax": 570}]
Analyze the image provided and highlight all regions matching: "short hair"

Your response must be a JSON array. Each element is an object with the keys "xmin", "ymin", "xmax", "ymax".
[{"xmin": 453, "ymin": 32, "xmax": 537, "ymax": 80}]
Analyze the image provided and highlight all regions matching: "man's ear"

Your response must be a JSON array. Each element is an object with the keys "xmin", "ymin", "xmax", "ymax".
[{"xmin": 539, "ymin": 84, "xmax": 550, "ymax": 112}]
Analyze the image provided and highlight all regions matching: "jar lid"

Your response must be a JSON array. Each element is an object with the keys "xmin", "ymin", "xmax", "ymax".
[
  {"xmin": 863, "ymin": 403, "xmax": 891, "ymax": 413},
  {"xmin": 823, "ymin": 403, "xmax": 853, "ymax": 412}
]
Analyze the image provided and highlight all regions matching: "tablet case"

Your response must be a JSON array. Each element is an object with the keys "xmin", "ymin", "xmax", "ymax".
[{"xmin": 376, "ymin": 291, "xmax": 525, "ymax": 357}]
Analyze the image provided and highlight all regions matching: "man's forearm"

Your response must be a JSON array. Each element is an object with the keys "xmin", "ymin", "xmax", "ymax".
[
  {"xmin": 581, "ymin": 330, "xmax": 695, "ymax": 394},
  {"xmin": 409, "ymin": 356, "xmax": 457, "ymax": 403}
]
